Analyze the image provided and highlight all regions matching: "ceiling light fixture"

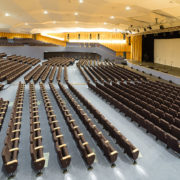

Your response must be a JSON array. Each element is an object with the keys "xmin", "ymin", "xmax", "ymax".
[
  {"xmin": 110, "ymin": 16, "xmax": 115, "ymax": 19},
  {"xmin": 104, "ymin": 22, "xmax": 107, "ymax": 25},
  {"xmin": 75, "ymin": 21, "xmax": 79, "ymax": 24},
  {"xmin": 125, "ymin": 6, "xmax": 131, "ymax": 10},
  {"xmin": 74, "ymin": 12, "xmax": 78, "ymax": 15},
  {"xmin": 25, "ymin": 22, "xmax": 28, "ymax": 26},
  {"xmin": 5, "ymin": 13, "xmax": 10, "ymax": 17},
  {"xmin": 79, "ymin": 0, "xmax": 84, "ymax": 3},
  {"xmin": 44, "ymin": 10, "xmax": 48, "ymax": 14}
]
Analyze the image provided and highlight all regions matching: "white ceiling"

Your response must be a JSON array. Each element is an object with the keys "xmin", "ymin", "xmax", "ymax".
[{"xmin": 0, "ymin": 0, "xmax": 179, "ymax": 34}]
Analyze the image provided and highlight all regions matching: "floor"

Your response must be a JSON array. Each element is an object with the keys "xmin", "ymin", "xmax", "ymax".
[
  {"xmin": 128, "ymin": 60, "xmax": 180, "ymax": 77},
  {"xmin": 0, "ymin": 62, "xmax": 180, "ymax": 180}
]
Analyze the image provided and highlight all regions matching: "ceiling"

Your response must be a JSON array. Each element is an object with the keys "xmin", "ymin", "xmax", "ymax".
[{"xmin": 0, "ymin": 0, "xmax": 180, "ymax": 34}]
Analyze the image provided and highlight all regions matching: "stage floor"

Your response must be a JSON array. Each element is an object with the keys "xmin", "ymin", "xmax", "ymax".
[
  {"xmin": 0, "ymin": 62, "xmax": 180, "ymax": 180},
  {"xmin": 127, "ymin": 60, "xmax": 180, "ymax": 77}
]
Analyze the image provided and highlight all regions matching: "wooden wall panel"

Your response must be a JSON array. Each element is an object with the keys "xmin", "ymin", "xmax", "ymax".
[
  {"xmin": 36, "ymin": 34, "xmax": 66, "ymax": 47},
  {"xmin": 131, "ymin": 35, "xmax": 142, "ymax": 62},
  {"xmin": 48, "ymin": 32, "xmax": 131, "ymax": 55},
  {"xmin": 0, "ymin": 32, "xmax": 32, "ymax": 39}
]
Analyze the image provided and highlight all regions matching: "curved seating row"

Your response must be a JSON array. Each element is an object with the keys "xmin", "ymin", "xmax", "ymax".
[
  {"xmin": 1, "ymin": 82, "xmax": 25, "ymax": 173},
  {"xmin": 7, "ymin": 55, "xmax": 40, "ymax": 66},
  {"xmin": 88, "ymin": 82, "xmax": 180, "ymax": 154},
  {"xmin": 83, "ymin": 66, "xmax": 97, "ymax": 83},
  {"xmin": 49, "ymin": 66, "xmax": 57, "ymax": 83},
  {"xmin": 24, "ymin": 65, "xmax": 41, "ymax": 83},
  {"xmin": 33, "ymin": 65, "xmax": 47, "ymax": 83},
  {"xmin": 44, "ymin": 57, "xmax": 75, "ymax": 67},
  {"xmin": 39, "ymin": 82, "xmax": 71, "ymax": 169},
  {"xmin": 67, "ymin": 82, "xmax": 139, "ymax": 162},
  {"xmin": 49, "ymin": 83, "xmax": 95, "ymax": 167},
  {"xmin": 64, "ymin": 66, "xmax": 68, "ymax": 82},
  {"xmin": 29, "ymin": 83, "xmax": 45, "ymax": 171},
  {"xmin": 77, "ymin": 65, "xmax": 90, "ymax": 83},
  {"xmin": 56, "ymin": 66, "xmax": 62, "ymax": 82},
  {"xmin": 0, "ymin": 61, "xmax": 31, "ymax": 83},
  {"xmin": 0, "ymin": 98, "xmax": 9, "ymax": 130},
  {"xmin": 58, "ymin": 82, "xmax": 118, "ymax": 164},
  {"xmin": 41, "ymin": 66, "xmax": 52, "ymax": 83}
]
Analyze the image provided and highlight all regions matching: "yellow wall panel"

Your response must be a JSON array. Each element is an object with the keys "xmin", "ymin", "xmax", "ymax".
[
  {"xmin": 0, "ymin": 32, "xmax": 32, "ymax": 39},
  {"xmin": 36, "ymin": 34, "xmax": 66, "ymax": 47},
  {"xmin": 48, "ymin": 32, "xmax": 131, "ymax": 55},
  {"xmin": 131, "ymin": 35, "xmax": 142, "ymax": 62}
]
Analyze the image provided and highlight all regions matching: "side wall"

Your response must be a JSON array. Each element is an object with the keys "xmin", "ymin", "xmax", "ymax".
[{"xmin": 48, "ymin": 32, "xmax": 131, "ymax": 57}]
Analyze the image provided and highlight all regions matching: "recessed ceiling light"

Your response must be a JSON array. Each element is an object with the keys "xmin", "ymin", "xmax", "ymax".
[
  {"xmin": 44, "ymin": 10, "xmax": 48, "ymax": 14},
  {"xmin": 53, "ymin": 21, "xmax": 56, "ymax": 24},
  {"xmin": 79, "ymin": 0, "xmax": 84, "ymax": 3},
  {"xmin": 74, "ymin": 12, "xmax": 78, "ymax": 16},
  {"xmin": 126, "ymin": 6, "xmax": 131, "ymax": 10},
  {"xmin": 25, "ymin": 22, "xmax": 28, "ymax": 26},
  {"xmin": 5, "ymin": 13, "xmax": 10, "ymax": 17},
  {"xmin": 110, "ymin": 16, "xmax": 115, "ymax": 19},
  {"xmin": 104, "ymin": 22, "xmax": 107, "ymax": 25}
]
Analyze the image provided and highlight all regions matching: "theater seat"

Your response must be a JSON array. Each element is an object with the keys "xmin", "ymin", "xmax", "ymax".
[{"xmin": 166, "ymin": 133, "xmax": 180, "ymax": 153}]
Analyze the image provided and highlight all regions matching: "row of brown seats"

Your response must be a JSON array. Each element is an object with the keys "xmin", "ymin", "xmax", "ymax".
[
  {"xmin": 112, "ymin": 82, "xmax": 180, "ymax": 128},
  {"xmin": 88, "ymin": 82, "xmax": 180, "ymax": 154},
  {"xmin": 56, "ymin": 66, "xmax": 62, "ymax": 81},
  {"xmin": 7, "ymin": 64, "xmax": 31, "ymax": 84},
  {"xmin": 44, "ymin": 57, "xmax": 75, "ymax": 66},
  {"xmin": 49, "ymin": 83, "xmax": 95, "ymax": 167},
  {"xmin": 113, "ymin": 65, "xmax": 146, "ymax": 81},
  {"xmin": 41, "ymin": 66, "xmax": 52, "ymax": 83},
  {"xmin": 0, "ymin": 61, "xmax": 18, "ymax": 72},
  {"xmin": 29, "ymin": 83, "xmax": 45, "ymax": 171},
  {"xmin": 1, "ymin": 82, "xmax": 25, "ymax": 174},
  {"xmin": 0, "ymin": 98, "xmax": 9, "ymax": 130},
  {"xmin": 67, "ymin": 82, "xmax": 139, "ymax": 162},
  {"xmin": 58, "ymin": 82, "xmax": 118, "ymax": 164},
  {"xmin": 24, "ymin": 65, "xmax": 41, "ymax": 83},
  {"xmin": 64, "ymin": 66, "xmax": 68, "ymax": 82},
  {"xmin": 96, "ymin": 65, "xmax": 118, "ymax": 83},
  {"xmin": 100, "ymin": 65, "xmax": 126, "ymax": 82},
  {"xmin": 92, "ymin": 66, "xmax": 111, "ymax": 83},
  {"xmin": 134, "ymin": 80, "xmax": 180, "ymax": 99},
  {"xmin": 77, "ymin": 65, "xmax": 90, "ymax": 83},
  {"xmin": 0, "ymin": 84, "xmax": 4, "ymax": 90},
  {"xmin": 0, "ymin": 52, "xmax": 6, "ymax": 58},
  {"xmin": 39, "ymin": 82, "xmax": 71, "ymax": 169},
  {"xmin": 88, "ymin": 67, "xmax": 104, "ymax": 83},
  {"xmin": 7, "ymin": 55, "xmax": 40, "ymax": 66},
  {"xmin": 104, "ymin": 82, "xmax": 180, "ymax": 140},
  {"xmin": 49, "ymin": 66, "xmax": 57, "ymax": 83},
  {"xmin": 0, "ymin": 62, "xmax": 25, "ymax": 81},
  {"xmin": 83, "ymin": 66, "xmax": 97, "ymax": 83},
  {"xmin": 33, "ymin": 65, "xmax": 47, "ymax": 83}
]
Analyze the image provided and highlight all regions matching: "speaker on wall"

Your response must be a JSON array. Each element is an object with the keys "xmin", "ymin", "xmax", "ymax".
[{"xmin": 128, "ymin": 37, "xmax": 131, "ymax": 45}]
